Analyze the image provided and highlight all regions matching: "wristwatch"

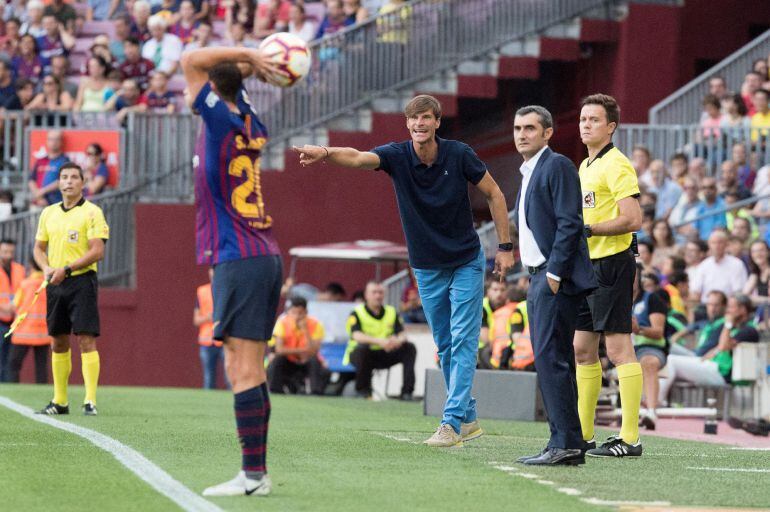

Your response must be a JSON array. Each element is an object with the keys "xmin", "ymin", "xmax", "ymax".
[
  {"xmin": 64, "ymin": 266, "xmax": 72, "ymax": 278},
  {"xmin": 584, "ymin": 224, "xmax": 593, "ymax": 238},
  {"xmin": 498, "ymin": 242, "xmax": 513, "ymax": 252}
]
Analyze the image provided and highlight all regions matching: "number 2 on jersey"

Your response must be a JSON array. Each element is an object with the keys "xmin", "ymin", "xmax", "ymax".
[{"xmin": 228, "ymin": 155, "xmax": 273, "ymax": 229}]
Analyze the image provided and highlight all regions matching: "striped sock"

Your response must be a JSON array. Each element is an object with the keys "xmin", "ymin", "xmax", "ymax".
[
  {"xmin": 260, "ymin": 382, "xmax": 271, "ymax": 448},
  {"xmin": 234, "ymin": 387, "xmax": 267, "ymax": 479}
]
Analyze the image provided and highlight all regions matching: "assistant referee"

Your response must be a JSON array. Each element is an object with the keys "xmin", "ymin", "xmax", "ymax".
[
  {"xmin": 573, "ymin": 94, "xmax": 644, "ymax": 458},
  {"xmin": 33, "ymin": 162, "xmax": 109, "ymax": 416}
]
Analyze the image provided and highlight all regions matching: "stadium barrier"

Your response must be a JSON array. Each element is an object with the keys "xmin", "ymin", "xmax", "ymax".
[{"xmin": 650, "ymin": 28, "xmax": 770, "ymax": 124}]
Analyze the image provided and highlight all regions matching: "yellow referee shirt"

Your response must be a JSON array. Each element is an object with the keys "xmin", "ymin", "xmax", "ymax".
[
  {"xmin": 579, "ymin": 143, "xmax": 640, "ymax": 259},
  {"xmin": 35, "ymin": 198, "xmax": 110, "ymax": 275}
]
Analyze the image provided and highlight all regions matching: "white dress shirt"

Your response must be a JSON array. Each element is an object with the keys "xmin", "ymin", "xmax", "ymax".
[{"xmin": 518, "ymin": 145, "xmax": 560, "ymax": 281}]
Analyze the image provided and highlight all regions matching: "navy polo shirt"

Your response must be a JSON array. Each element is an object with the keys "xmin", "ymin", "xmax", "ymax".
[{"xmin": 372, "ymin": 137, "xmax": 487, "ymax": 269}]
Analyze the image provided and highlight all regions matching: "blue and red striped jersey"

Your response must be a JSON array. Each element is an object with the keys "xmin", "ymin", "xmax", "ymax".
[{"xmin": 193, "ymin": 83, "xmax": 280, "ymax": 265}]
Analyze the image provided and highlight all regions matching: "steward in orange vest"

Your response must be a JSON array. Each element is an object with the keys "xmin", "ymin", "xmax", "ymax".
[
  {"xmin": 0, "ymin": 240, "xmax": 26, "ymax": 383},
  {"xmin": 195, "ymin": 269, "xmax": 226, "ymax": 390},
  {"xmin": 6, "ymin": 266, "xmax": 49, "ymax": 383}
]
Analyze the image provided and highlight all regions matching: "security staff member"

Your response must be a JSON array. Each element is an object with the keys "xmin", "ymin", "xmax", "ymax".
[
  {"xmin": 345, "ymin": 281, "xmax": 416, "ymax": 400},
  {"xmin": 195, "ymin": 268, "xmax": 225, "ymax": 389},
  {"xmin": 573, "ymin": 94, "xmax": 644, "ymax": 458},
  {"xmin": 33, "ymin": 162, "xmax": 109, "ymax": 416},
  {"xmin": 0, "ymin": 238, "xmax": 25, "ymax": 382}
]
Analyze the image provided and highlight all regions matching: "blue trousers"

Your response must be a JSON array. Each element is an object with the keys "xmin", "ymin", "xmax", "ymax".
[
  {"xmin": 0, "ymin": 323, "xmax": 10, "ymax": 383},
  {"xmin": 199, "ymin": 345, "xmax": 226, "ymax": 390},
  {"xmin": 413, "ymin": 250, "xmax": 484, "ymax": 433}
]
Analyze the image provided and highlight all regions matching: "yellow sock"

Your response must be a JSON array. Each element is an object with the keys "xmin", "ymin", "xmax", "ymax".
[
  {"xmin": 81, "ymin": 351, "xmax": 100, "ymax": 405},
  {"xmin": 617, "ymin": 362, "xmax": 643, "ymax": 444},
  {"xmin": 576, "ymin": 362, "xmax": 603, "ymax": 441},
  {"xmin": 52, "ymin": 350, "xmax": 72, "ymax": 406}
]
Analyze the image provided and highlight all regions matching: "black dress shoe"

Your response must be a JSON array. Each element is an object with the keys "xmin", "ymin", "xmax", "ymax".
[
  {"xmin": 581, "ymin": 439, "xmax": 596, "ymax": 454},
  {"xmin": 516, "ymin": 447, "xmax": 547, "ymax": 463},
  {"xmin": 523, "ymin": 448, "xmax": 585, "ymax": 466}
]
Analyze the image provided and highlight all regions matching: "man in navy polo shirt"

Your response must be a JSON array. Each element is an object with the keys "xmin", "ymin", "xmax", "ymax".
[
  {"xmin": 29, "ymin": 130, "xmax": 69, "ymax": 207},
  {"xmin": 293, "ymin": 95, "xmax": 513, "ymax": 447}
]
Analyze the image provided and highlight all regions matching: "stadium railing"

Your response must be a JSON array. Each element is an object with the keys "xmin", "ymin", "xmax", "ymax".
[
  {"xmin": 649, "ymin": 28, "xmax": 770, "ymax": 124},
  {"xmin": 245, "ymin": 0, "xmax": 681, "ymax": 146},
  {"xmin": 615, "ymin": 124, "xmax": 770, "ymax": 174}
]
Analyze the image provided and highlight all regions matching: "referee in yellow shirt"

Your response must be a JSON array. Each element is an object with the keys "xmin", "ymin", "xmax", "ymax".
[
  {"xmin": 33, "ymin": 162, "xmax": 109, "ymax": 416},
  {"xmin": 573, "ymin": 94, "xmax": 644, "ymax": 458}
]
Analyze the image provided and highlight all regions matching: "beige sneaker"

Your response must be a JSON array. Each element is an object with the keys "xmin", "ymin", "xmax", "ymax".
[
  {"xmin": 460, "ymin": 420, "xmax": 483, "ymax": 442},
  {"xmin": 423, "ymin": 424, "xmax": 463, "ymax": 447}
]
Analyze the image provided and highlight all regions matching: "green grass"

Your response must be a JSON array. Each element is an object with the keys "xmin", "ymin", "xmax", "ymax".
[{"xmin": 1, "ymin": 384, "xmax": 768, "ymax": 511}]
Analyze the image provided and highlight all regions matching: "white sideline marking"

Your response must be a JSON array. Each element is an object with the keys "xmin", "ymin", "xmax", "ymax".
[
  {"xmin": 0, "ymin": 397, "xmax": 223, "ymax": 512},
  {"xmin": 517, "ymin": 473, "xmax": 540, "ymax": 479},
  {"xmin": 536, "ymin": 480, "xmax": 554, "ymax": 485},
  {"xmin": 581, "ymin": 498, "xmax": 671, "ymax": 506},
  {"xmin": 556, "ymin": 488, "xmax": 582, "ymax": 496},
  {"xmin": 687, "ymin": 466, "xmax": 770, "ymax": 473},
  {"xmin": 726, "ymin": 447, "xmax": 770, "ymax": 451},
  {"xmin": 492, "ymin": 465, "xmax": 518, "ymax": 472}
]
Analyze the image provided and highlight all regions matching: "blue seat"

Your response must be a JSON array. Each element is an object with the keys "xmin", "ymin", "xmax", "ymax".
[{"xmin": 319, "ymin": 342, "xmax": 356, "ymax": 374}]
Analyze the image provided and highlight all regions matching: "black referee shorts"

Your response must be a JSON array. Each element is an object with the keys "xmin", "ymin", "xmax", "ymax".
[
  {"xmin": 46, "ymin": 271, "xmax": 100, "ymax": 337},
  {"xmin": 576, "ymin": 249, "xmax": 635, "ymax": 334}
]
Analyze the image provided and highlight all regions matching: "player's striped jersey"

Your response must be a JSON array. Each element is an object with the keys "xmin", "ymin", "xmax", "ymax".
[{"xmin": 193, "ymin": 83, "xmax": 280, "ymax": 265}]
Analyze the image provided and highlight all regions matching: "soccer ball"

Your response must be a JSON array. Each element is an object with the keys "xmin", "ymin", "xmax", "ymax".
[{"xmin": 259, "ymin": 32, "xmax": 312, "ymax": 88}]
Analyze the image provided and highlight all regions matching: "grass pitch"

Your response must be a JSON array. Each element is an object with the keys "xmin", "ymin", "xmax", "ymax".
[{"xmin": 1, "ymin": 384, "xmax": 769, "ymax": 511}]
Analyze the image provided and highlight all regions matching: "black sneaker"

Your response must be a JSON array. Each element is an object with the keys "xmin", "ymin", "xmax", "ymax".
[
  {"xmin": 586, "ymin": 436, "xmax": 642, "ymax": 458},
  {"xmin": 83, "ymin": 402, "xmax": 98, "ymax": 416},
  {"xmin": 37, "ymin": 402, "xmax": 69, "ymax": 415},
  {"xmin": 581, "ymin": 439, "xmax": 596, "ymax": 454}
]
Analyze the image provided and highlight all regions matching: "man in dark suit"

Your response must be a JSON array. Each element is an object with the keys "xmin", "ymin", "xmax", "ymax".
[{"xmin": 511, "ymin": 106, "xmax": 597, "ymax": 466}]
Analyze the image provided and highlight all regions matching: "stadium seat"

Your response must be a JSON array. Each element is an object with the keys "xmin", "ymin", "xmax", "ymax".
[
  {"xmin": 318, "ymin": 342, "xmax": 354, "ymax": 374},
  {"xmin": 212, "ymin": 20, "xmax": 226, "ymax": 37},
  {"xmin": 74, "ymin": 38, "xmax": 93, "ymax": 54},
  {"xmin": 304, "ymin": 2, "xmax": 325, "ymax": 23},
  {"xmin": 81, "ymin": 21, "xmax": 116, "ymax": 38},
  {"xmin": 168, "ymin": 74, "xmax": 187, "ymax": 94}
]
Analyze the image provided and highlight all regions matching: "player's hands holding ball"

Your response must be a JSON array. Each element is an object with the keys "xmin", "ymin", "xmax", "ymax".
[{"xmin": 292, "ymin": 145, "xmax": 328, "ymax": 167}]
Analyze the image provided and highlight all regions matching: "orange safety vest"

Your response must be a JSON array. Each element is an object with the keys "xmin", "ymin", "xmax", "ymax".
[
  {"xmin": 489, "ymin": 302, "xmax": 518, "ymax": 369},
  {"xmin": 196, "ymin": 283, "xmax": 221, "ymax": 347},
  {"xmin": 276, "ymin": 314, "xmax": 321, "ymax": 364},
  {"xmin": 0, "ymin": 262, "xmax": 25, "ymax": 324},
  {"xmin": 11, "ymin": 272, "xmax": 51, "ymax": 346},
  {"xmin": 509, "ymin": 303, "xmax": 534, "ymax": 370}
]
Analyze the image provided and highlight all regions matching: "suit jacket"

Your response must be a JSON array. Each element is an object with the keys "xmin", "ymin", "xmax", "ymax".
[{"xmin": 513, "ymin": 147, "xmax": 597, "ymax": 296}]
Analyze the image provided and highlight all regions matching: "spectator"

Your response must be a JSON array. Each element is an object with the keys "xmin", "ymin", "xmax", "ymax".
[
  {"xmin": 119, "ymin": 36, "xmax": 154, "ymax": 90},
  {"xmin": 646, "ymin": 159, "xmax": 681, "ymax": 219},
  {"xmin": 141, "ymin": 15, "xmax": 183, "ymax": 75},
  {"xmin": 754, "ymin": 58, "xmax": 769, "ymax": 85},
  {"xmin": 667, "ymin": 271, "xmax": 690, "ymax": 320},
  {"xmin": 744, "ymin": 240, "xmax": 770, "ymax": 310},
  {"xmin": 110, "ymin": 15, "xmax": 132, "ymax": 63},
  {"xmin": 36, "ymin": 14, "xmax": 74, "ymax": 75},
  {"xmin": 288, "ymin": 3, "xmax": 315, "ymax": 42},
  {"xmin": 707, "ymin": 75, "xmax": 728, "ymax": 101},
  {"xmin": 650, "ymin": 219, "xmax": 679, "ymax": 270},
  {"xmin": 317, "ymin": 282, "xmax": 346, "ymax": 301},
  {"xmin": 669, "ymin": 177, "xmax": 701, "ymax": 241},
  {"xmin": 684, "ymin": 239, "xmax": 707, "ymax": 283},
  {"xmin": 105, "ymin": 77, "xmax": 145, "ymax": 124},
  {"xmin": 82, "ymin": 143, "xmax": 110, "ymax": 196},
  {"xmin": 687, "ymin": 157, "xmax": 707, "ymax": 183},
  {"xmin": 660, "ymin": 256, "xmax": 687, "ymax": 311},
  {"xmin": 43, "ymin": 0, "xmax": 76, "ymax": 32},
  {"xmin": 130, "ymin": 0, "xmax": 151, "ymax": 42},
  {"xmin": 315, "ymin": 0, "xmax": 354, "ymax": 39},
  {"xmin": 73, "ymin": 55, "xmax": 114, "ymax": 112},
  {"xmin": 3, "ymin": 0, "xmax": 28, "ymax": 23},
  {"xmin": 140, "ymin": 70, "xmax": 175, "ymax": 113},
  {"xmin": 225, "ymin": 20, "xmax": 256, "ymax": 47},
  {"xmin": 0, "ymin": 17, "xmax": 21, "ymax": 57},
  {"xmin": 89, "ymin": 35, "xmax": 115, "ymax": 67},
  {"xmin": 669, "ymin": 152, "xmax": 688, "ymax": 185},
  {"xmin": 631, "ymin": 144, "xmax": 651, "ymax": 183},
  {"xmin": 28, "ymin": 129, "xmax": 69, "ymax": 207},
  {"xmin": 721, "ymin": 93, "xmax": 749, "ymax": 128},
  {"xmin": 11, "ymin": 33, "xmax": 43, "ymax": 83},
  {"xmin": 183, "ymin": 0, "xmax": 211, "ymax": 22},
  {"xmin": 26, "ymin": 74, "xmax": 73, "ymax": 111},
  {"xmin": 343, "ymin": 0, "xmax": 369, "ymax": 23},
  {"xmin": 48, "ymin": 54, "xmax": 77, "ymax": 97},
  {"xmin": 0, "ymin": 60, "xmax": 15, "ymax": 107},
  {"xmin": 694, "ymin": 177, "xmax": 727, "ymax": 241},
  {"xmin": 719, "ymin": 160, "xmax": 751, "ymax": 201},
  {"xmin": 637, "ymin": 204, "xmax": 655, "ymax": 243},
  {"xmin": 106, "ymin": 68, "xmax": 123, "ymax": 92},
  {"xmin": 399, "ymin": 272, "xmax": 425, "ymax": 324},
  {"xmin": 676, "ymin": 290, "xmax": 727, "ymax": 357},
  {"xmin": 153, "ymin": 0, "xmax": 177, "ymax": 22},
  {"xmin": 741, "ymin": 71, "xmax": 762, "ymax": 116},
  {"xmin": 699, "ymin": 94, "xmax": 724, "ymax": 138},
  {"xmin": 223, "ymin": 0, "xmax": 256, "ymax": 36},
  {"xmin": 726, "ymin": 234, "xmax": 748, "ymax": 265},
  {"xmin": 750, "ymin": 88, "xmax": 770, "ymax": 142},
  {"xmin": 267, "ymin": 296, "xmax": 329, "ymax": 395},
  {"xmin": 690, "ymin": 230, "xmax": 748, "ymax": 303},
  {"xmin": 20, "ymin": 0, "xmax": 45, "ymax": 38},
  {"xmin": 88, "ymin": 0, "xmax": 126, "ymax": 21},
  {"xmin": 731, "ymin": 142, "xmax": 755, "ymax": 190},
  {"xmin": 345, "ymin": 281, "xmax": 416, "ymax": 400},
  {"xmin": 637, "ymin": 239, "xmax": 656, "ymax": 275},
  {"xmin": 184, "ymin": 20, "xmax": 216, "ymax": 51},
  {"xmin": 724, "ymin": 191, "xmax": 758, "ymax": 242},
  {"xmin": 254, "ymin": 0, "xmax": 290, "ymax": 39},
  {"xmin": 3, "ymin": 77, "xmax": 34, "ymax": 109},
  {"xmin": 752, "ymin": 163, "xmax": 770, "ymax": 223},
  {"xmin": 169, "ymin": 0, "xmax": 198, "ymax": 44},
  {"xmin": 659, "ymin": 295, "xmax": 758, "ymax": 405}
]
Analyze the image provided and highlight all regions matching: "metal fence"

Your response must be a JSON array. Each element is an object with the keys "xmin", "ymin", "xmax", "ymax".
[
  {"xmin": 649, "ymin": 28, "xmax": 770, "ymax": 124},
  {"xmin": 615, "ymin": 124, "xmax": 770, "ymax": 174}
]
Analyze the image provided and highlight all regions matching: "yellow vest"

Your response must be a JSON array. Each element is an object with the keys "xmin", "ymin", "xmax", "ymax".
[
  {"xmin": 344, "ymin": 304, "xmax": 398, "ymax": 365},
  {"xmin": 480, "ymin": 297, "xmax": 494, "ymax": 348}
]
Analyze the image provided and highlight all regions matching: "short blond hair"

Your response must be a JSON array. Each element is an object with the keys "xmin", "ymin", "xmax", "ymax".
[{"xmin": 404, "ymin": 94, "xmax": 442, "ymax": 119}]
